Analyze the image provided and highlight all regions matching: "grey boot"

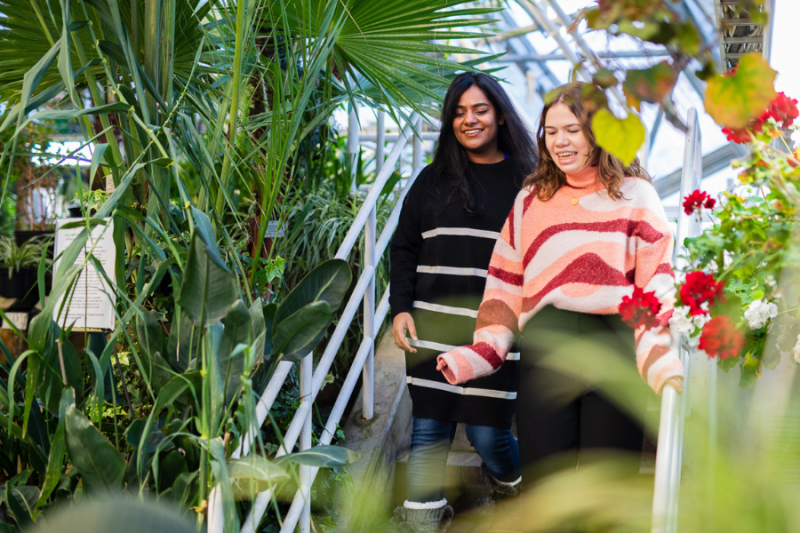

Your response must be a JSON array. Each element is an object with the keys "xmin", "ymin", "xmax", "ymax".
[
  {"xmin": 480, "ymin": 462, "xmax": 521, "ymax": 501},
  {"xmin": 381, "ymin": 503, "xmax": 455, "ymax": 533},
  {"xmin": 477, "ymin": 463, "xmax": 522, "ymax": 531}
]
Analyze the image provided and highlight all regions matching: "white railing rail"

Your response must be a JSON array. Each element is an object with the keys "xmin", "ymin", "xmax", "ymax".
[
  {"xmin": 208, "ymin": 109, "xmax": 428, "ymax": 533},
  {"xmin": 651, "ymin": 107, "xmax": 703, "ymax": 533}
]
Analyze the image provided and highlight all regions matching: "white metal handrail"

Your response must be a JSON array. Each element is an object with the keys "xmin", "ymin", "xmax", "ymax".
[
  {"xmin": 652, "ymin": 107, "xmax": 703, "ymax": 533},
  {"xmin": 208, "ymin": 110, "xmax": 428, "ymax": 533}
]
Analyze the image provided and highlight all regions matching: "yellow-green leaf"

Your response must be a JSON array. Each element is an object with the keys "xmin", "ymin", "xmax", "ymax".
[
  {"xmin": 591, "ymin": 109, "xmax": 645, "ymax": 166},
  {"xmin": 704, "ymin": 53, "xmax": 777, "ymax": 129}
]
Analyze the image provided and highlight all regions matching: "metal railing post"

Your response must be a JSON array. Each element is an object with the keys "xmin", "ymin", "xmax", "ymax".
[
  {"xmin": 348, "ymin": 105, "xmax": 359, "ymax": 192},
  {"xmin": 376, "ymin": 111, "xmax": 385, "ymax": 176},
  {"xmin": 237, "ymin": 123, "xmax": 421, "ymax": 533},
  {"xmin": 361, "ymin": 118, "xmax": 379, "ymax": 421},
  {"xmin": 652, "ymin": 108, "xmax": 702, "ymax": 533},
  {"xmin": 299, "ymin": 355, "xmax": 313, "ymax": 533}
]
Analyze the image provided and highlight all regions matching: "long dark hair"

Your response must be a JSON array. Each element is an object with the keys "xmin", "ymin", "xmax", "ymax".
[
  {"xmin": 432, "ymin": 72, "xmax": 538, "ymax": 215},
  {"xmin": 524, "ymin": 82, "xmax": 650, "ymax": 201}
]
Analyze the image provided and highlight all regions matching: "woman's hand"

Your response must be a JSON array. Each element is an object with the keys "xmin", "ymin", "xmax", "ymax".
[
  {"xmin": 664, "ymin": 376, "xmax": 683, "ymax": 394},
  {"xmin": 392, "ymin": 313, "xmax": 418, "ymax": 353}
]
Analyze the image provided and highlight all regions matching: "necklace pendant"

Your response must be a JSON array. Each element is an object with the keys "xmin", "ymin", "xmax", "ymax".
[{"xmin": 571, "ymin": 198, "xmax": 578, "ymax": 205}]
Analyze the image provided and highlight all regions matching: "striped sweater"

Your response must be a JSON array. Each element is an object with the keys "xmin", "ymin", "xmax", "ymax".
[
  {"xmin": 436, "ymin": 169, "xmax": 684, "ymax": 394},
  {"xmin": 390, "ymin": 157, "xmax": 525, "ymax": 428}
]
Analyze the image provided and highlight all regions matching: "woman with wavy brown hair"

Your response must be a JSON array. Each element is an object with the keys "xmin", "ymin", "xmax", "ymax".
[{"xmin": 436, "ymin": 82, "xmax": 684, "ymax": 504}]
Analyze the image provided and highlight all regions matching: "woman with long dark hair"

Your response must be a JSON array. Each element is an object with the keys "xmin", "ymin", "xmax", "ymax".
[
  {"xmin": 388, "ymin": 72, "xmax": 538, "ymax": 531},
  {"xmin": 436, "ymin": 82, "xmax": 684, "ymax": 512}
]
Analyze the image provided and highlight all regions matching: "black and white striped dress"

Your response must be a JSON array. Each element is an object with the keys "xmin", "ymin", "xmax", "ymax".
[{"xmin": 390, "ymin": 157, "xmax": 522, "ymax": 429}]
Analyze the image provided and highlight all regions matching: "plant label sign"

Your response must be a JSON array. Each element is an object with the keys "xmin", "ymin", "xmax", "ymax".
[{"xmin": 52, "ymin": 218, "xmax": 116, "ymax": 331}]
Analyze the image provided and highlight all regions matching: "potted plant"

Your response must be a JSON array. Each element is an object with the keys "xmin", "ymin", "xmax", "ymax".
[{"xmin": 0, "ymin": 235, "xmax": 51, "ymax": 308}]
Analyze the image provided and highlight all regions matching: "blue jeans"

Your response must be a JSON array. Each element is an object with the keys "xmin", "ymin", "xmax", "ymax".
[{"xmin": 406, "ymin": 417, "xmax": 521, "ymax": 503}]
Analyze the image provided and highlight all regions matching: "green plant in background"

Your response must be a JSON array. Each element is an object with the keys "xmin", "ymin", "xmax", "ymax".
[
  {"xmin": 0, "ymin": 0, "xmax": 495, "ymax": 529},
  {"xmin": 0, "ymin": 236, "xmax": 51, "ymax": 276}
]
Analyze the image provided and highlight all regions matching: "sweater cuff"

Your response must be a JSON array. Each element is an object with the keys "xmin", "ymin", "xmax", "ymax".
[
  {"xmin": 436, "ymin": 351, "xmax": 473, "ymax": 385},
  {"xmin": 653, "ymin": 359, "xmax": 685, "ymax": 395}
]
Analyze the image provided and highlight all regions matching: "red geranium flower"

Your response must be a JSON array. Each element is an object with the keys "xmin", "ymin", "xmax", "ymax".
[
  {"xmin": 679, "ymin": 271, "xmax": 725, "ymax": 316},
  {"xmin": 682, "ymin": 189, "xmax": 716, "ymax": 215},
  {"xmin": 620, "ymin": 286, "xmax": 662, "ymax": 330},
  {"xmin": 722, "ymin": 92, "xmax": 799, "ymax": 144},
  {"xmin": 766, "ymin": 92, "xmax": 799, "ymax": 128},
  {"xmin": 722, "ymin": 125, "xmax": 755, "ymax": 144},
  {"xmin": 698, "ymin": 316, "xmax": 745, "ymax": 359}
]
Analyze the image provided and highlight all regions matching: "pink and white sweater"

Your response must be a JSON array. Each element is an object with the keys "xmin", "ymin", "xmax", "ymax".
[{"xmin": 436, "ymin": 168, "xmax": 684, "ymax": 394}]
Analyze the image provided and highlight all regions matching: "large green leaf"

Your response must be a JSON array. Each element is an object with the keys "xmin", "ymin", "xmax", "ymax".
[
  {"xmin": 176, "ymin": 230, "xmax": 238, "ymax": 326},
  {"xmin": 166, "ymin": 309, "xmax": 199, "ymax": 373},
  {"xmin": 37, "ymin": 389, "xmax": 73, "ymax": 508},
  {"xmin": 704, "ymin": 53, "xmax": 777, "ymax": 129},
  {"xmin": 249, "ymin": 298, "xmax": 267, "ymax": 363},
  {"xmin": 591, "ymin": 109, "xmax": 646, "ymax": 166},
  {"xmin": 64, "ymin": 406, "xmax": 125, "ymax": 493},
  {"xmin": 29, "ymin": 497, "xmax": 197, "ymax": 533},
  {"xmin": 271, "ymin": 301, "xmax": 332, "ymax": 361},
  {"xmin": 275, "ymin": 445, "xmax": 360, "ymax": 468},
  {"xmin": 136, "ymin": 307, "xmax": 167, "ymax": 381},
  {"xmin": 274, "ymin": 259, "xmax": 351, "ymax": 325},
  {"xmin": 125, "ymin": 419, "xmax": 170, "ymax": 454},
  {"xmin": 227, "ymin": 456, "xmax": 288, "ymax": 499},
  {"xmin": 219, "ymin": 300, "xmax": 252, "ymax": 405}
]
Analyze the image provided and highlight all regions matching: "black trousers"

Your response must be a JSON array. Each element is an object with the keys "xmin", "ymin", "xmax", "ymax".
[{"xmin": 517, "ymin": 306, "xmax": 647, "ymax": 492}]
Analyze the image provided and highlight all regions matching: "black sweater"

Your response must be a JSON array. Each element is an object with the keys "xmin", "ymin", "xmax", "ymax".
[{"xmin": 390, "ymin": 157, "xmax": 523, "ymax": 428}]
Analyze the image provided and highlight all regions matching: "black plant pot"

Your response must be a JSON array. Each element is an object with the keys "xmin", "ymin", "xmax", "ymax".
[{"xmin": 0, "ymin": 268, "xmax": 41, "ymax": 311}]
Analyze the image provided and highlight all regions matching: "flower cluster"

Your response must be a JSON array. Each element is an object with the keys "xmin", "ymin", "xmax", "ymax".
[
  {"xmin": 698, "ymin": 316, "xmax": 745, "ymax": 359},
  {"xmin": 670, "ymin": 304, "xmax": 711, "ymax": 349},
  {"xmin": 743, "ymin": 298, "xmax": 778, "ymax": 330},
  {"xmin": 682, "ymin": 189, "xmax": 716, "ymax": 216},
  {"xmin": 679, "ymin": 271, "xmax": 725, "ymax": 316},
  {"xmin": 722, "ymin": 92, "xmax": 799, "ymax": 144},
  {"xmin": 619, "ymin": 286, "xmax": 662, "ymax": 329}
]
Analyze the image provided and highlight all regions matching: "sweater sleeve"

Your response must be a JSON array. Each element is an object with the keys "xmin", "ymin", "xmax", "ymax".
[
  {"xmin": 633, "ymin": 182, "xmax": 684, "ymax": 394},
  {"xmin": 436, "ymin": 191, "xmax": 526, "ymax": 384},
  {"xmin": 389, "ymin": 167, "xmax": 428, "ymax": 319}
]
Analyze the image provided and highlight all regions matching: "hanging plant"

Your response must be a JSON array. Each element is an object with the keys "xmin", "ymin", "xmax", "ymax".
[{"xmin": 659, "ymin": 90, "xmax": 800, "ymax": 388}]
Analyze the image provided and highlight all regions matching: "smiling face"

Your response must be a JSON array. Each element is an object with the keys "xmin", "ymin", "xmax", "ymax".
[
  {"xmin": 452, "ymin": 85, "xmax": 504, "ymax": 164},
  {"xmin": 543, "ymin": 102, "xmax": 593, "ymax": 175}
]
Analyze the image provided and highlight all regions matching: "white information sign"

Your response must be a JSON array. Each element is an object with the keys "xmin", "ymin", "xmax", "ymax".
[{"xmin": 52, "ymin": 218, "xmax": 117, "ymax": 331}]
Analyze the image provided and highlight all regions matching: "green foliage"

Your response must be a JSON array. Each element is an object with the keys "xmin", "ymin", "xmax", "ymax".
[{"xmin": 0, "ymin": 235, "xmax": 51, "ymax": 274}]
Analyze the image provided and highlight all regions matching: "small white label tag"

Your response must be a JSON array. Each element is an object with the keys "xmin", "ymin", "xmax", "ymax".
[{"xmin": 2, "ymin": 312, "xmax": 28, "ymax": 331}]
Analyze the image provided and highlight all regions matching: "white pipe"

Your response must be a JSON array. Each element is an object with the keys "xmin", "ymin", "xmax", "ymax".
[
  {"xmin": 361, "ymin": 132, "xmax": 439, "ymax": 142},
  {"xmin": 249, "ymin": 337, "xmax": 375, "ymax": 533},
  {"xmin": 335, "ymin": 125, "xmax": 412, "ymax": 261},
  {"xmin": 376, "ymin": 111, "xmax": 386, "ymax": 175},
  {"xmin": 279, "ymin": 337, "xmax": 375, "ymax": 532},
  {"xmin": 299, "ymin": 355, "xmax": 313, "ymax": 533},
  {"xmin": 651, "ymin": 108, "xmax": 701, "ymax": 532},
  {"xmin": 231, "ymin": 360, "xmax": 294, "ymax": 459},
  {"xmin": 362, "ymin": 203, "xmax": 377, "ymax": 420},
  {"xmin": 375, "ymin": 165, "xmax": 425, "ymax": 260}
]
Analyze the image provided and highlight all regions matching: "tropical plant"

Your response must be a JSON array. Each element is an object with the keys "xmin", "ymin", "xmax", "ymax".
[
  {"xmin": 0, "ymin": 0, "xmax": 496, "ymax": 529},
  {"xmin": 0, "ymin": 236, "xmax": 50, "ymax": 275}
]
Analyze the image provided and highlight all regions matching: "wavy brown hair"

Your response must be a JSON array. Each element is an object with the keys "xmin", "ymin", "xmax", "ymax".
[{"xmin": 523, "ymin": 83, "xmax": 651, "ymax": 201}]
